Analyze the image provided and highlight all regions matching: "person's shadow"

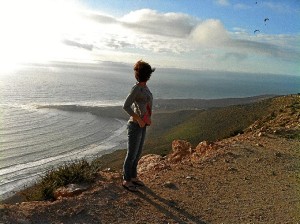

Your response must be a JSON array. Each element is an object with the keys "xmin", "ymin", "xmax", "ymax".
[{"xmin": 135, "ymin": 186, "xmax": 207, "ymax": 224}]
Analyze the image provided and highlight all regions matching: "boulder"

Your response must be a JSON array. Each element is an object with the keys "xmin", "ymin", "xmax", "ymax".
[
  {"xmin": 138, "ymin": 154, "xmax": 169, "ymax": 173},
  {"xmin": 168, "ymin": 140, "xmax": 192, "ymax": 163},
  {"xmin": 190, "ymin": 141, "xmax": 217, "ymax": 162},
  {"xmin": 195, "ymin": 141, "xmax": 213, "ymax": 154}
]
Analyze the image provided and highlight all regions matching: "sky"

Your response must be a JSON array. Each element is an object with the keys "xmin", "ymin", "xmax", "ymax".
[{"xmin": 0, "ymin": 0, "xmax": 299, "ymax": 75}]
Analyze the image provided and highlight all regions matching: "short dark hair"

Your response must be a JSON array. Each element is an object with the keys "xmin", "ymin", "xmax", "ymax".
[{"xmin": 134, "ymin": 60, "xmax": 155, "ymax": 82}]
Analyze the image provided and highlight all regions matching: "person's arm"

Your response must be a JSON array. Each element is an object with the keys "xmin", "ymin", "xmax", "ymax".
[{"xmin": 123, "ymin": 86, "xmax": 145, "ymax": 128}]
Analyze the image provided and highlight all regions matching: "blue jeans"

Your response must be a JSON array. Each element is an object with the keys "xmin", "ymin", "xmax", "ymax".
[{"xmin": 123, "ymin": 122, "xmax": 147, "ymax": 181}]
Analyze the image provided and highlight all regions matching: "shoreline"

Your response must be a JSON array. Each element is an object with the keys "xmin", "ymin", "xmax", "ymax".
[
  {"xmin": 0, "ymin": 116, "xmax": 128, "ymax": 203},
  {"xmin": 38, "ymin": 94, "xmax": 277, "ymax": 114},
  {"xmin": 1, "ymin": 95, "xmax": 277, "ymax": 204}
]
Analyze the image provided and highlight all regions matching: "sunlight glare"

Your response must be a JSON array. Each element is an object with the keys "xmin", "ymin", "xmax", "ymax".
[{"xmin": 0, "ymin": 0, "xmax": 91, "ymax": 73}]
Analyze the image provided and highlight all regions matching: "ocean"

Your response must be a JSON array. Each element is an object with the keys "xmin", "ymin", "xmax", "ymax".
[{"xmin": 0, "ymin": 61, "xmax": 299, "ymax": 199}]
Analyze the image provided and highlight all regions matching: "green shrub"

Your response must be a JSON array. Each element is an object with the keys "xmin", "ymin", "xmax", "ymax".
[{"xmin": 23, "ymin": 159, "xmax": 97, "ymax": 201}]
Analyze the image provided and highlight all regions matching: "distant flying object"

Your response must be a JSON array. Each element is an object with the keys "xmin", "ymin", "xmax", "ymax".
[
  {"xmin": 254, "ymin": 29, "xmax": 260, "ymax": 34},
  {"xmin": 264, "ymin": 18, "xmax": 269, "ymax": 22}
]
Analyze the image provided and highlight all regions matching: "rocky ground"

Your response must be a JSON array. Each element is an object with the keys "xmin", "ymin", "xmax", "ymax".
[{"xmin": 1, "ymin": 95, "xmax": 299, "ymax": 224}]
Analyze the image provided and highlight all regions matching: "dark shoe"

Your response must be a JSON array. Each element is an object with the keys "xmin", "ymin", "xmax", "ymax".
[
  {"xmin": 132, "ymin": 180, "xmax": 145, "ymax": 186},
  {"xmin": 122, "ymin": 184, "xmax": 138, "ymax": 192}
]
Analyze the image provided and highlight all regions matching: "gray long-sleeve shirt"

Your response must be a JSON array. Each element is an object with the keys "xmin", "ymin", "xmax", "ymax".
[{"xmin": 123, "ymin": 84, "xmax": 153, "ymax": 122}]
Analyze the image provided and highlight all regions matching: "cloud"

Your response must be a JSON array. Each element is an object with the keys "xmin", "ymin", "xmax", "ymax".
[
  {"xmin": 62, "ymin": 39, "xmax": 93, "ymax": 51},
  {"xmin": 234, "ymin": 3, "xmax": 251, "ymax": 10},
  {"xmin": 84, "ymin": 9, "xmax": 198, "ymax": 53},
  {"xmin": 229, "ymin": 38, "xmax": 300, "ymax": 62},
  {"xmin": 263, "ymin": 2, "xmax": 297, "ymax": 14},
  {"xmin": 215, "ymin": 0, "xmax": 230, "ymax": 6},
  {"xmin": 120, "ymin": 9, "xmax": 197, "ymax": 38},
  {"xmin": 190, "ymin": 19, "xmax": 230, "ymax": 46},
  {"xmin": 215, "ymin": 1, "xmax": 252, "ymax": 10},
  {"xmin": 86, "ymin": 9, "xmax": 197, "ymax": 38},
  {"xmin": 189, "ymin": 18, "xmax": 300, "ymax": 63},
  {"xmin": 79, "ymin": 8, "xmax": 300, "ymax": 72},
  {"xmin": 83, "ymin": 12, "xmax": 117, "ymax": 24},
  {"xmin": 105, "ymin": 38, "xmax": 133, "ymax": 49},
  {"xmin": 221, "ymin": 52, "xmax": 248, "ymax": 61}
]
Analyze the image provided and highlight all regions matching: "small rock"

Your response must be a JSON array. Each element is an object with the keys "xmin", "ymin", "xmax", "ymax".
[
  {"xmin": 257, "ymin": 132, "xmax": 264, "ymax": 137},
  {"xmin": 228, "ymin": 167, "xmax": 238, "ymax": 172},
  {"xmin": 163, "ymin": 181, "xmax": 177, "ymax": 189},
  {"xmin": 53, "ymin": 183, "xmax": 90, "ymax": 200},
  {"xmin": 274, "ymin": 152, "xmax": 282, "ymax": 157},
  {"xmin": 255, "ymin": 158, "xmax": 262, "ymax": 162},
  {"xmin": 260, "ymin": 126, "xmax": 267, "ymax": 132},
  {"xmin": 104, "ymin": 167, "xmax": 111, "ymax": 171}
]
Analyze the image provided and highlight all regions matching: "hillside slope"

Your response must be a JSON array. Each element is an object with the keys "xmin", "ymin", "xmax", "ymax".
[
  {"xmin": 1, "ymin": 95, "xmax": 299, "ymax": 224},
  {"xmin": 145, "ymin": 96, "xmax": 276, "ymax": 155}
]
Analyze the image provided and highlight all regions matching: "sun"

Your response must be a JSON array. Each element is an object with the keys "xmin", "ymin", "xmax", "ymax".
[{"xmin": 0, "ymin": 0, "xmax": 92, "ymax": 73}]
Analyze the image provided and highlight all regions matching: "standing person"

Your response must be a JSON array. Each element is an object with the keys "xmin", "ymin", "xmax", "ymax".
[{"xmin": 122, "ymin": 60, "xmax": 155, "ymax": 192}]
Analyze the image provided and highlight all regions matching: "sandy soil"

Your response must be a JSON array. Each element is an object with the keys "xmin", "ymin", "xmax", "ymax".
[{"xmin": 1, "ymin": 130, "xmax": 299, "ymax": 224}]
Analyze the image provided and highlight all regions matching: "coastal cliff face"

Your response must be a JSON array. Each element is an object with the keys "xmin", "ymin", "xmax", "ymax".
[{"xmin": 1, "ymin": 95, "xmax": 299, "ymax": 224}]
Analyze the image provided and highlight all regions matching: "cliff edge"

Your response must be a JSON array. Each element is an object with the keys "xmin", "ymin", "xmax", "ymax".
[{"xmin": 1, "ymin": 95, "xmax": 299, "ymax": 223}]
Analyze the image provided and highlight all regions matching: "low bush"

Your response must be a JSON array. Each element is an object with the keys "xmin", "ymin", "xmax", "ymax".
[{"xmin": 22, "ymin": 159, "xmax": 97, "ymax": 201}]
